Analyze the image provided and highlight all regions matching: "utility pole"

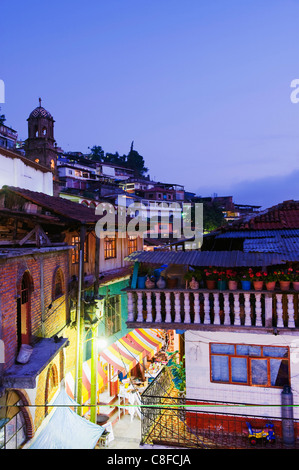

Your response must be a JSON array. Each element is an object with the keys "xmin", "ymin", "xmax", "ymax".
[
  {"xmin": 90, "ymin": 323, "xmax": 98, "ymax": 423},
  {"xmin": 75, "ymin": 224, "xmax": 86, "ymax": 416},
  {"xmin": 90, "ymin": 236, "xmax": 100, "ymax": 424}
]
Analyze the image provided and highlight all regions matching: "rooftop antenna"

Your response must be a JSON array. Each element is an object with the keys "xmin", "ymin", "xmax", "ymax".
[{"xmin": 39, "ymin": 97, "xmax": 42, "ymax": 107}]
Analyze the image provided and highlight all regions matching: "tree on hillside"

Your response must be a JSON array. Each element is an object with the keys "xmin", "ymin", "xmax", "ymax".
[
  {"xmin": 125, "ymin": 141, "xmax": 148, "ymax": 177},
  {"xmin": 202, "ymin": 201, "xmax": 226, "ymax": 232},
  {"xmin": 87, "ymin": 141, "xmax": 148, "ymax": 177},
  {"xmin": 190, "ymin": 198, "xmax": 226, "ymax": 233},
  {"xmin": 104, "ymin": 151, "xmax": 126, "ymax": 165},
  {"xmin": 88, "ymin": 145, "xmax": 105, "ymax": 162}
]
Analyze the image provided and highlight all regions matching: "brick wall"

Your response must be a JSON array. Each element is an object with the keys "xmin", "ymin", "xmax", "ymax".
[{"xmin": 0, "ymin": 249, "xmax": 69, "ymax": 371}]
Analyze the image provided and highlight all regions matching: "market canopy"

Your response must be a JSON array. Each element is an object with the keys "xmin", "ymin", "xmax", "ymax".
[
  {"xmin": 28, "ymin": 388, "xmax": 104, "ymax": 449},
  {"xmin": 100, "ymin": 329, "xmax": 163, "ymax": 376},
  {"xmin": 65, "ymin": 358, "xmax": 107, "ymax": 407}
]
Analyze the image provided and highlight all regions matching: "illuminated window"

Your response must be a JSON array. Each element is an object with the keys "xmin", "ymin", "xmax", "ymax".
[
  {"xmin": 17, "ymin": 271, "xmax": 32, "ymax": 347},
  {"xmin": 50, "ymin": 159, "xmax": 55, "ymax": 170},
  {"xmin": 104, "ymin": 236, "xmax": 117, "ymax": 259},
  {"xmin": 71, "ymin": 235, "xmax": 88, "ymax": 264},
  {"xmin": 128, "ymin": 235, "xmax": 137, "ymax": 254},
  {"xmin": 210, "ymin": 343, "xmax": 290, "ymax": 388}
]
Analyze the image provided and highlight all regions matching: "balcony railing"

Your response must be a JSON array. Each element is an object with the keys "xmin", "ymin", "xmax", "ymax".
[{"xmin": 126, "ymin": 288, "xmax": 299, "ymax": 331}]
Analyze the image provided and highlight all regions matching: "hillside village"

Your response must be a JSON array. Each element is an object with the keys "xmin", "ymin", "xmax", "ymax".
[{"xmin": 0, "ymin": 103, "xmax": 299, "ymax": 449}]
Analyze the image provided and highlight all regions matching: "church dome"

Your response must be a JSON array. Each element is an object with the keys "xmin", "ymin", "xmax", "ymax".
[{"xmin": 29, "ymin": 106, "xmax": 53, "ymax": 120}]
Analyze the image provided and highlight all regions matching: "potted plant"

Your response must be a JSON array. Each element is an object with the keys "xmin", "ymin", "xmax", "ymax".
[
  {"xmin": 292, "ymin": 270, "xmax": 299, "ymax": 291},
  {"xmin": 226, "ymin": 270, "xmax": 239, "ymax": 290},
  {"xmin": 277, "ymin": 269, "xmax": 292, "ymax": 291},
  {"xmin": 217, "ymin": 270, "xmax": 227, "ymax": 290},
  {"xmin": 240, "ymin": 269, "xmax": 253, "ymax": 291},
  {"xmin": 251, "ymin": 271, "xmax": 266, "ymax": 291},
  {"xmin": 204, "ymin": 268, "xmax": 218, "ymax": 289},
  {"xmin": 264, "ymin": 271, "xmax": 278, "ymax": 291}
]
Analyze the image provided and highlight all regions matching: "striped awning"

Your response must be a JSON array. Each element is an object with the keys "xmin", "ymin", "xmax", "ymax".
[
  {"xmin": 65, "ymin": 329, "xmax": 164, "ymax": 406},
  {"xmin": 100, "ymin": 329, "xmax": 164, "ymax": 376},
  {"xmin": 65, "ymin": 359, "xmax": 108, "ymax": 406}
]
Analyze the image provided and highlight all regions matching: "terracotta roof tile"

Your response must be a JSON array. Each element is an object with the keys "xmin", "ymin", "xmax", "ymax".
[
  {"xmin": 229, "ymin": 200, "xmax": 299, "ymax": 231},
  {"xmin": 1, "ymin": 186, "xmax": 99, "ymax": 224}
]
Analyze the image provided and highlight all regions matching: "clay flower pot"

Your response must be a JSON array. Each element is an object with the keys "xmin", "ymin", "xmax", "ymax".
[
  {"xmin": 228, "ymin": 280, "xmax": 238, "ymax": 290},
  {"xmin": 206, "ymin": 280, "xmax": 216, "ymax": 290},
  {"xmin": 292, "ymin": 281, "xmax": 299, "ymax": 291},
  {"xmin": 266, "ymin": 281, "xmax": 276, "ymax": 291},
  {"xmin": 253, "ymin": 280, "xmax": 263, "ymax": 291},
  {"xmin": 279, "ymin": 281, "xmax": 290, "ymax": 291}
]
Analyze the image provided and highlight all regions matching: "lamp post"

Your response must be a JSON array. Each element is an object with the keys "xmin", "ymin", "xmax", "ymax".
[{"xmin": 83, "ymin": 296, "xmax": 105, "ymax": 424}]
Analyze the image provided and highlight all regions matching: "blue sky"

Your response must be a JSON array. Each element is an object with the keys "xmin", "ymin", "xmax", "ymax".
[{"xmin": 1, "ymin": 0, "xmax": 299, "ymax": 208}]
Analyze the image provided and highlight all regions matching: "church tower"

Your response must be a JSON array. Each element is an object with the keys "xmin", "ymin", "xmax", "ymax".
[{"xmin": 25, "ymin": 99, "xmax": 59, "ymax": 195}]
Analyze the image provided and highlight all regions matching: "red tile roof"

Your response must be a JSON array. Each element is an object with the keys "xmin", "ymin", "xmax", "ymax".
[
  {"xmin": 228, "ymin": 200, "xmax": 299, "ymax": 231},
  {"xmin": 1, "ymin": 186, "xmax": 99, "ymax": 224}
]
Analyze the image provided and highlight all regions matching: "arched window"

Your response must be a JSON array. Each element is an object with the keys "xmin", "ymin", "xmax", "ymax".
[
  {"xmin": 1, "ymin": 390, "xmax": 29, "ymax": 449},
  {"xmin": 52, "ymin": 267, "xmax": 64, "ymax": 301},
  {"xmin": 45, "ymin": 364, "xmax": 59, "ymax": 416},
  {"xmin": 50, "ymin": 159, "xmax": 55, "ymax": 170},
  {"xmin": 17, "ymin": 272, "xmax": 32, "ymax": 348},
  {"xmin": 42, "ymin": 127, "xmax": 47, "ymax": 136}
]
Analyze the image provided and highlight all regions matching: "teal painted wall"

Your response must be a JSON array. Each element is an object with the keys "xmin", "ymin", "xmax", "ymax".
[{"xmin": 83, "ymin": 277, "xmax": 131, "ymax": 360}]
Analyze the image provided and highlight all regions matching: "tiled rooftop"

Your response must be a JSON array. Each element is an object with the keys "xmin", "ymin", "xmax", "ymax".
[{"xmin": 1, "ymin": 186, "xmax": 99, "ymax": 224}]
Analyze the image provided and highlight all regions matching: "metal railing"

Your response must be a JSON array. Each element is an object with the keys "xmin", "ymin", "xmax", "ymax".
[{"xmin": 140, "ymin": 394, "xmax": 299, "ymax": 449}]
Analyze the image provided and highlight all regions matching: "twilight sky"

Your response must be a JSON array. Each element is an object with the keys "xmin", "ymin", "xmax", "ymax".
[{"xmin": 1, "ymin": 0, "xmax": 299, "ymax": 209}]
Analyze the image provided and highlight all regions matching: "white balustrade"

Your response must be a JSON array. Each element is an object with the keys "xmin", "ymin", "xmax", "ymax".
[
  {"xmin": 127, "ymin": 292, "xmax": 134, "ymax": 322},
  {"xmin": 193, "ymin": 292, "xmax": 201, "ymax": 324},
  {"xmin": 255, "ymin": 293, "xmax": 262, "ymax": 327},
  {"xmin": 174, "ymin": 292, "xmax": 181, "ymax": 322},
  {"xmin": 203, "ymin": 293, "xmax": 211, "ymax": 324},
  {"xmin": 233, "ymin": 293, "xmax": 241, "ymax": 326},
  {"xmin": 127, "ymin": 288, "xmax": 298, "ymax": 330},
  {"xmin": 213, "ymin": 293, "xmax": 221, "ymax": 325},
  {"xmin": 146, "ymin": 291, "xmax": 153, "ymax": 322},
  {"xmin": 287, "ymin": 294, "xmax": 295, "ymax": 328},
  {"xmin": 276, "ymin": 294, "xmax": 284, "ymax": 328},
  {"xmin": 155, "ymin": 292, "xmax": 162, "ymax": 322},
  {"xmin": 165, "ymin": 292, "xmax": 172, "ymax": 323},
  {"xmin": 223, "ymin": 293, "xmax": 230, "ymax": 326},
  {"xmin": 244, "ymin": 293, "xmax": 251, "ymax": 326},
  {"xmin": 136, "ymin": 291, "xmax": 143, "ymax": 322},
  {"xmin": 184, "ymin": 292, "xmax": 191, "ymax": 324}
]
